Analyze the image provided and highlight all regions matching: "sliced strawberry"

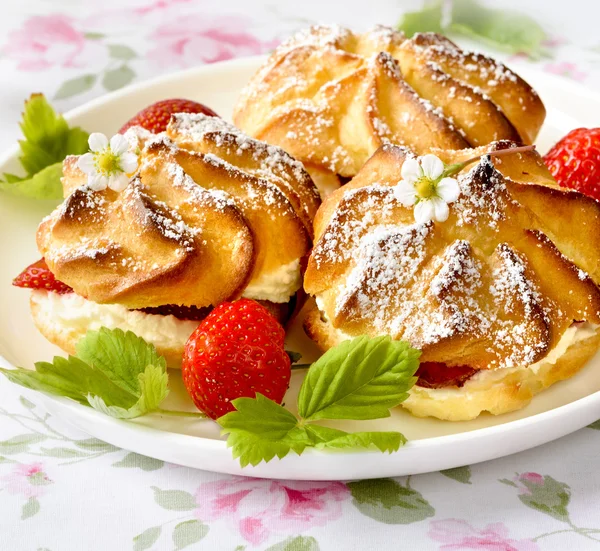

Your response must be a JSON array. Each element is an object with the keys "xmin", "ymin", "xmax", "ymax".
[
  {"xmin": 139, "ymin": 304, "xmax": 212, "ymax": 321},
  {"xmin": 13, "ymin": 259, "xmax": 72, "ymax": 294},
  {"xmin": 119, "ymin": 98, "xmax": 219, "ymax": 134},
  {"xmin": 416, "ymin": 362, "xmax": 478, "ymax": 389}
]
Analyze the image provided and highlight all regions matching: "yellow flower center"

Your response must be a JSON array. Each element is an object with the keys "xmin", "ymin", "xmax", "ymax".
[
  {"xmin": 95, "ymin": 151, "xmax": 121, "ymax": 175},
  {"xmin": 415, "ymin": 176, "xmax": 436, "ymax": 200}
]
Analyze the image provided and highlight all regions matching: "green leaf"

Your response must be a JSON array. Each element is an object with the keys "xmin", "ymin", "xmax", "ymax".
[
  {"xmin": 87, "ymin": 364, "xmax": 169, "ymax": 419},
  {"xmin": 152, "ymin": 487, "xmax": 197, "ymax": 511},
  {"xmin": 499, "ymin": 478, "xmax": 518, "ymax": 487},
  {"xmin": 0, "ymin": 94, "xmax": 89, "ymax": 199},
  {"xmin": 314, "ymin": 430, "xmax": 405, "ymax": 453},
  {"xmin": 172, "ymin": 520, "xmax": 209, "ymax": 550},
  {"xmin": 19, "ymin": 396, "xmax": 36, "ymax": 410},
  {"xmin": 587, "ymin": 419, "xmax": 600, "ymax": 430},
  {"xmin": 102, "ymin": 65, "xmax": 135, "ymax": 91},
  {"xmin": 265, "ymin": 536, "xmax": 320, "ymax": 551},
  {"xmin": 1, "ymin": 328, "xmax": 170, "ymax": 420},
  {"xmin": 397, "ymin": 1, "xmax": 444, "ymax": 37},
  {"xmin": 54, "ymin": 74, "xmax": 97, "ymax": 100},
  {"xmin": 0, "ymin": 162, "xmax": 64, "ymax": 199},
  {"xmin": 21, "ymin": 497, "xmax": 40, "ymax": 520},
  {"xmin": 74, "ymin": 438, "xmax": 120, "ymax": 453},
  {"xmin": 76, "ymin": 328, "xmax": 166, "ymax": 396},
  {"xmin": 449, "ymin": 0, "xmax": 547, "ymax": 56},
  {"xmin": 0, "ymin": 434, "xmax": 46, "ymax": 455},
  {"xmin": 218, "ymin": 394, "xmax": 307, "ymax": 467},
  {"xmin": 297, "ymin": 336, "xmax": 420, "ymax": 421},
  {"xmin": 440, "ymin": 466, "xmax": 472, "ymax": 484},
  {"xmin": 517, "ymin": 475, "xmax": 571, "ymax": 523},
  {"xmin": 107, "ymin": 44, "xmax": 137, "ymax": 60},
  {"xmin": 348, "ymin": 478, "xmax": 435, "ymax": 524},
  {"xmin": 39, "ymin": 447, "xmax": 90, "ymax": 458},
  {"xmin": 133, "ymin": 526, "xmax": 162, "ymax": 551},
  {"xmin": 112, "ymin": 452, "xmax": 164, "ymax": 471}
]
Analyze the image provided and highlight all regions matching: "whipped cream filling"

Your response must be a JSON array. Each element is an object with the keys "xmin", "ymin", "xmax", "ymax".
[
  {"xmin": 243, "ymin": 258, "xmax": 302, "ymax": 303},
  {"xmin": 31, "ymin": 290, "xmax": 199, "ymax": 351}
]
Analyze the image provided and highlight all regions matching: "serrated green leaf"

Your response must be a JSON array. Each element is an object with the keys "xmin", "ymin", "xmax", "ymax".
[
  {"xmin": 218, "ymin": 394, "xmax": 307, "ymax": 467},
  {"xmin": 76, "ymin": 328, "xmax": 166, "ymax": 396},
  {"xmin": 449, "ymin": 0, "xmax": 546, "ymax": 56},
  {"xmin": 172, "ymin": 520, "xmax": 209, "ymax": 549},
  {"xmin": 112, "ymin": 452, "xmax": 164, "ymax": 471},
  {"xmin": 107, "ymin": 44, "xmax": 137, "ymax": 60},
  {"xmin": 587, "ymin": 419, "xmax": 600, "ymax": 430},
  {"xmin": 54, "ymin": 74, "xmax": 97, "ymax": 100},
  {"xmin": 152, "ymin": 487, "xmax": 197, "ymax": 511},
  {"xmin": 0, "ymin": 434, "xmax": 46, "ymax": 455},
  {"xmin": 88, "ymin": 364, "xmax": 169, "ymax": 419},
  {"xmin": 397, "ymin": 1, "xmax": 444, "ymax": 37},
  {"xmin": 1, "ymin": 329, "xmax": 169, "ymax": 420},
  {"xmin": 21, "ymin": 497, "xmax": 40, "ymax": 520},
  {"xmin": 1, "ymin": 94, "xmax": 89, "ymax": 199},
  {"xmin": 297, "ymin": 336, "xmax": 419, "ymax": 421},
  {"xmin": 314, "ymin": 430, "xmax": 405, "ymax": 453},
  {"xmin": 348, "ymin": 478, "xmax": 435, "ymax": 524},
  {"xmin": 133, "ymin": 526, "xmax": 161, "ymax": 551},
  {"xmin": 74, "ymin": 438, "xmax": 120, "ymax": 453},
  {"xmin": 0, "ymin": 162, "xmax": 64, "ymax": 199},
  {"xmin": 440, "ymin": 465, "xmax": 472, "ymax": 484},
  {"xmin": 265, "ymin": 536, "xmax": 320, "ymax": 551},
  {"xmin": 103, "ymin": 65, "xmax": 135, "ymax": 91}
]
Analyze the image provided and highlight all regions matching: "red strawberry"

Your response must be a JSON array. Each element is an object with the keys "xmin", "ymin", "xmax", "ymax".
[
  {"xmin": 119, "ymin": 98, "xmax": 219, "ymax": 134},
  {"xmin": 544, "ymin": 127, "xmax": 600, "ymax": 200},
  {"xmin": 13, "ymin": 259, "xmax": 72, "ymax": 294},
  {"xmin": 182, "ymin": 298, "xmax": 290, "ymax": 419}
]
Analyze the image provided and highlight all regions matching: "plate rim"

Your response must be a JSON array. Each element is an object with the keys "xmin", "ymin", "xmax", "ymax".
[{"xmin": 2, "ymin": 56, "xmax": 600, "ymax": 477}]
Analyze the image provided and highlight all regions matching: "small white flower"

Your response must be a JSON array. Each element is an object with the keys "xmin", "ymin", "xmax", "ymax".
[
  {"xmin": 77, "ymin": 132, "xmax": 139, "ymax": 192},
  {"xmin": 394, "ymin": 153, "xmax": 460, "ymax": 224}
]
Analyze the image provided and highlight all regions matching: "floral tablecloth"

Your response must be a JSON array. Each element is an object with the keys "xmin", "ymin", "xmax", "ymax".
[{"xmin": 2, "ymin": 1, "xmax": 600, "ymax": 550}]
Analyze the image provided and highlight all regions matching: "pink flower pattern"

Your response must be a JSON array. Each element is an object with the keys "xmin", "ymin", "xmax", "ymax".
[
  {"xmin": 429, "ymin": 519, "xmax": 540, "ymax": 551},
  {"xmin": 146, "ymin": 14, "xmax": 277, "ymax": 68},
  {"xmin": 544, "ymin": 61, "xmax": 587, "ymax": 81},
  {"xmin": 194, "ymin": 477, "xmax": 350, "ymax": 545},
  {"xmin": 0, "ymin": 462, "xmax": 52, "ymax": 499},
  {"xmin": 2, "ymin": 15, "xmax": 87, "ymax": 71}
]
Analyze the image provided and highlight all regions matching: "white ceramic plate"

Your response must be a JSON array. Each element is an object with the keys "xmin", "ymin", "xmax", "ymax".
[{"xmin": 2, "ymin": 56, "xmax": 600, "ymax": 481}]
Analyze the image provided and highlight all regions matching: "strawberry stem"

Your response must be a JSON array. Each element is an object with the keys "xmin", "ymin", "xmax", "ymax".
[{"xmin": 442, "ymin": 144, "xmax": 536, "ymax": 178}]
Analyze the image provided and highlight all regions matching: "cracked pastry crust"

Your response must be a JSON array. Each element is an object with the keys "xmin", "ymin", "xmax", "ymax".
[
  {"xmin": 233, "ymin": 25, "xmax": 545, "ymax": 195},
  {"xmin": 303, "ymin": 141, "xmax": 600, "ymax": 419}
]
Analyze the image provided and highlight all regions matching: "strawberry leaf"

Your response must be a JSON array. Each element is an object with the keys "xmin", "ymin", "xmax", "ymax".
[
  {"xmin": 1, "ymin": 94, "xmax": 89, "ymax": 199},
  {"xmin": 297, "ymin": 336, "xmax": 420, "ymax": 421},
  {"xmin": 0, "ymin": 328, "xmax": 169, "ymax": 419}
]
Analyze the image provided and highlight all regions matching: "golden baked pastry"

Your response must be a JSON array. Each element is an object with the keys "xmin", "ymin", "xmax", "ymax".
[
  {"xmin": 34, "ymin": 114, "xmax": 320, "ymax": 365},
  {"xmin": 303, "ymin": 141, "xmax": 600, "ymax": 420},
  {"xmin": 234, "ymin": 25, "xmax": 545, "ymax": 195}
]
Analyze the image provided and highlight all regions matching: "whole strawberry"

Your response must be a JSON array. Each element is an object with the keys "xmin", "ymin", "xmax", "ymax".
[
  {"xmin": 544, "ymin": 128, "xmax": 600, "ymax": 200},
  {"xmin": 13, "ymin": 258, "xmax": 72, "ymax": 294},
  {"xmin": 119, "ymin": 98, "xmax": 219, "ymax": 134},
  {"xmin": 182, "ymin": 299, "xmax": 290, "ymax": 419}
]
